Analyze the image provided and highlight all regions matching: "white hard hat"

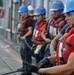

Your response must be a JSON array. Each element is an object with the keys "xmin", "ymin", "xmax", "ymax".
[{"xmin": 28, "ymin": 5, "xmax": 34, "ymax": 10}]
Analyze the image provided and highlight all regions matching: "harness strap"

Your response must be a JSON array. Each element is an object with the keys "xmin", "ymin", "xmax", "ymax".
[{"xmin": 60, "ymin": 38, "xmax": 72, "ymax": 47}]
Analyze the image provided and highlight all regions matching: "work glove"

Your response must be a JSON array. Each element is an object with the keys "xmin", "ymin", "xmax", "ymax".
[
  {"xmin": 38, "ymin": 57, "xmax": 50, "ymax": 68},
  {"xmin": 23, "ymin": 62, "xmax": 39, "ymax": 74}
]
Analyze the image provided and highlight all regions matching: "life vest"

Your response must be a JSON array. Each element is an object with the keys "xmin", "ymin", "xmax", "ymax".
[
  {"xmin": 48, "ymin": 14, "xmax": 66, "ymax": 39},
  {"xmin": 19, "ymin": 16, "xmax": 34, "ymax": 36},
  {"xmin": 32, "ymin": 20, "xmax": 46, "ymax": 44},
  {"xmin": 56, "ymin": 27, "xmax": 74, "ymax": 75}
]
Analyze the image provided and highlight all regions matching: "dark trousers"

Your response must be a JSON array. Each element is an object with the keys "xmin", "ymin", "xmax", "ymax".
[
  {"xmin": 44, "ymin": 44, "xmax": 50, "ymax": 57},
  {"xmin": 20, "ymin": 37, "xmax": 33, "ymax": 64},
  {"xmin": 20, "ymin": 37, "xmax": 33, "ymax": 75},
  {"xmin": 35, "ymin": 44, "xmax": 46, "ymax": 64},
  {"xmin": 35, "ymin": 44, "xmax": 46, "ymax": 75}
]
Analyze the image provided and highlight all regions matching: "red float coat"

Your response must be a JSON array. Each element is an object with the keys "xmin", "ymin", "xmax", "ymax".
[
  {"xmin": 32, "ymin": 21, "xmax": 46, "ymax": 44},
  {"xmin": 19, "ymin": 16, "xmax": 34, "ymax": 36},
  {"xmin": 48, "ymin": 14, "xmax": 66, "ymax": 39},
  {"xmin": 56, "ymin": 27, "xmax": 74, "ymax": 75}
]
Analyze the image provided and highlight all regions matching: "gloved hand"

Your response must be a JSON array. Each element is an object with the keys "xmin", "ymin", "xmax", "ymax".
[
  {"xmin": 23, "ymin": 62, "xmax": 39, "ymax": 74},
  {"xmin": 38, "ymin": 57, "xmax": 50, "ymax": 68}
]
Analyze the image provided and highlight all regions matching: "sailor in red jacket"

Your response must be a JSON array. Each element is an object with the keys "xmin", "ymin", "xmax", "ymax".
[
  {"xmin": 32, "ymin": 6, "xmax": 47, "ymax": 64},
  {"xmin": 17, "ymin": 4, "xmax": 34, "ymax": 75},
  {"xmin": 42, "ymin": 0, "xmax": 66, "ymax": 59}
]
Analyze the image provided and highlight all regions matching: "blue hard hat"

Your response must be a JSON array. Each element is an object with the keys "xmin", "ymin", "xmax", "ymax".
[
  {"xmin": 34, "ymin": 6, "xmax": 46, "ymax": 16},
  {"xmin": 50, "ymin": 0, "xmax": 64, "ymax": 11},
  {"xmin": 18, "ymin": 4, "xmax": 28, "ymax": 13},
  {"xmin": 64, "ymin": 0, "xmax": 74, "ymax": 14}
]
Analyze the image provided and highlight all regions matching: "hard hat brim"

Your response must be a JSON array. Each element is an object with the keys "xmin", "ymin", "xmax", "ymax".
[
  {"xmin": 63, "ymin": 10, "xmax": 74, "ymax": 14},
  {"xmin": 18, "ymin": 10, "xmax": 28, "ymax": 13},
  {"xmin": 18, "ymin": 10, "xmax": 21, "ymax": 13},
  {"xmin": 50, "ymin": 9, "xmax": 59, "ymax": 12},
  {"xmin": 34, "ymin": 13, "xmax": 40, "ymax": 16}
]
